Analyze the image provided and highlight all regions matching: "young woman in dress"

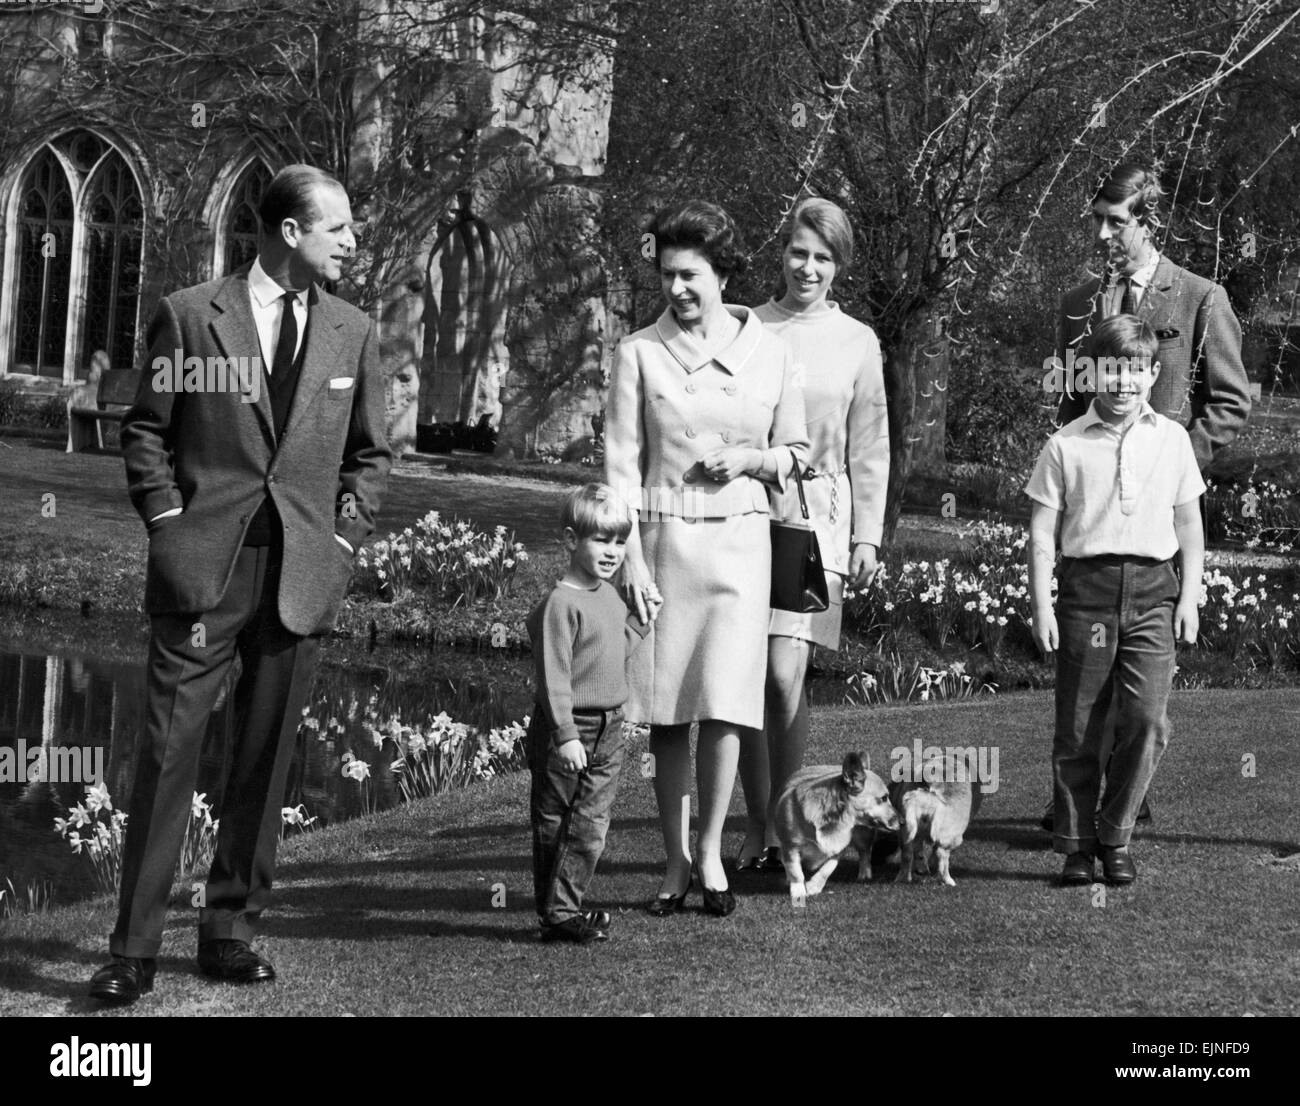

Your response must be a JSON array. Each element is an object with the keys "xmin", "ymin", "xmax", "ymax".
[{"xmin": 736, "ymin": 197, "xmax": 890, "ymax": 871}]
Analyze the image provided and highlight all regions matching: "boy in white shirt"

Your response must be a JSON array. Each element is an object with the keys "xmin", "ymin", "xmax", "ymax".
[{"xmin": 1026, "ymin": 316, "xmax": 1204, "ymax": 886}]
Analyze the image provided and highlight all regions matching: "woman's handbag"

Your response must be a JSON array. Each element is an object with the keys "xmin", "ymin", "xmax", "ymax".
[{"xmin": 770, "ymin": 457, "xmax": 829, "ymax": 613}]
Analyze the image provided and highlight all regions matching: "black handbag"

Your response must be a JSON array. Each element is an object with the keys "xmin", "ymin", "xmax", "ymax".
[{"xmin": 770, "ymin": 457, "xmax": 829, "ymax": 613}]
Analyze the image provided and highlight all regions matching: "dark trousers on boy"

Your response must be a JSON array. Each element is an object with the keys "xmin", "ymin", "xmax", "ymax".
[
  {"xmin": 1053, "ymin": 555, "xmax": 1178, "ymax": 854},
  {"xmin": 528, "ymin": 706, "xmax": 626, "ymax": 925}
]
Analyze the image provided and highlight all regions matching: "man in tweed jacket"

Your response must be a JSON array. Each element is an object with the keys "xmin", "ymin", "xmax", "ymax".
[{"xmin": 90, "ymin": 165, "xmax": 391, "ymax": 1003}]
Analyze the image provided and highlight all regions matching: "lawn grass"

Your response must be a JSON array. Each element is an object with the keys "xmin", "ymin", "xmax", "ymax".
[{"xmin": 3, "ymin": 689, "xmax": 1297, "ymax": 1017}]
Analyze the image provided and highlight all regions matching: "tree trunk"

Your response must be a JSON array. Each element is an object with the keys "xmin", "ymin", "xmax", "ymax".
[{"xmin": 881, "ymin": 305, "xmax": 950, "ymax": 545}]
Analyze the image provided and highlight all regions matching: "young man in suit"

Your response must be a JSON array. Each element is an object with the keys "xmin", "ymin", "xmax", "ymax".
[
  {"xmin": 1040, "ymin": 162, "xmax": 1250, "ymax": 833},
  {"xmin": 90, "ymin": 165, "xmax": 392, "ymax": 1003}
]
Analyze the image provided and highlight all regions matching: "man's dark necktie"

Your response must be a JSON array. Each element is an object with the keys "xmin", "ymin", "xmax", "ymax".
[
  {"xmin": 1119, "ymin": 277, "xmax": 1137, "ymax": 316},
  {"xmin": 272, "ymin": 290, "xmax": 298, "ymax": 376}
]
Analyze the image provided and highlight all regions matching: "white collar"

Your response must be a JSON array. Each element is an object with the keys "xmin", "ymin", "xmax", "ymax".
[
  {"xmin": 1122, "ymin": 251, "xmax": 1161, "ymax": 290},
  {"xmin": 248, "ymin": 257, "xmax": 307, "ymax": 310}
]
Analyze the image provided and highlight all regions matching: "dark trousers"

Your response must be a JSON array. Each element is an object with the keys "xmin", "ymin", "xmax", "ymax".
[
  {"xmin": 111, "ymin": 545, "xmax": 320, "ymax": 958},
  {"xmin": 528, "ymin": 705, "xmax": 626, "ymax": 925},
  {"xmin": 1053, "ymin": 555, "xmax": 1178, "ymax": 854}
]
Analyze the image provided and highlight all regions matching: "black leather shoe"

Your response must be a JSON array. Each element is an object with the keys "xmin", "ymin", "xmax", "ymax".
[
  {"xmin": 1099, "ymin": 845, "xmax": 1137, "ymax": 885},
  {"xmin": 580, "ymin": 908, "xmax": 612, "ymax": 930},
  {"xmin": 89, "ymin": 956, "xmax": 156, "ymax": 1004},
  {"xmin": 1060, "ymin": 852, "xmax": 1096, "ymax": 886},
  {"xmin": 757, "ymin": 846, "xmax": 784, "ymax": 873},
  {"xmin": 541, "ymin": 916, "xmax": 608, "ymax": 944},
  {"xmin": 735, "ymin": 853, "xmax": 764, "ymax": 872},
  {"xmin": 197, "ymin": 939, "xmax": 276, "ymax": 983},
  {"xmin": 701, "ymin": 885, "xmax": 736, "ymax": 917}
]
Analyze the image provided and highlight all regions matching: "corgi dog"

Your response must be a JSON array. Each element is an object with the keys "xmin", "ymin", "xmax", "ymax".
[
  {"xmin": 892, "ymin": 779, "xmax": 980, "ymax": 887},
  {"xmin": 774, "ymin": 752, "xmax": 900, "ymax": 908}
]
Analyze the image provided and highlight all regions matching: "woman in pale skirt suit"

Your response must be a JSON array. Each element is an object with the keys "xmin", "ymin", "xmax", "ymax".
[
  {"xmin": 736, "ymin": 198, "xmax": 890, "ymax": 870},
  {"xmin": 604, "ymin": 200, "xmax": 809, "ymax": 915}
]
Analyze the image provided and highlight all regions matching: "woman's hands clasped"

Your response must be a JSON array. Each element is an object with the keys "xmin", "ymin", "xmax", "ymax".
[
  {"xmin": 700, "ymin": 446, "xmax": 761, "ymax": 484},
  {"xmin": 618, "ymin": 556, "xmax": 663, "ymax": 627}
]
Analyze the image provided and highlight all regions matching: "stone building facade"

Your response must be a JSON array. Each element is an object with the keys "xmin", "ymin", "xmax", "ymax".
[{"xmin": 0, "ymin": 1, "xmax": 619, "ymax": 458}]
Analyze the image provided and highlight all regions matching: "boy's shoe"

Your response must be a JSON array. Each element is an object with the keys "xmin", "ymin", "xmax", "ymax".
[
  {"xmin": 1060, "ymin": 852, "xmax": 1096, "ymax": 886},
  {"xmin": 580, "ymin": 909, "xmax": 612, "ymax": 930},
  {"xmin": 540, "ymin": 916, "xmax": 608, "ymax": 945},
  {"xmin": 1098, "ymin": 845, "xmax": 1137, "ymax": 885}
]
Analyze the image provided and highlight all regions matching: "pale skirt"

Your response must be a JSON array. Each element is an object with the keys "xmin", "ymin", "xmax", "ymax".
[
  {"xmin": 628, "ymin": 511, "xmax": 770, "ymax": 729},
  {"xmin": 768, "ymin": 571, "xmax": 845, "ymax": 651}
]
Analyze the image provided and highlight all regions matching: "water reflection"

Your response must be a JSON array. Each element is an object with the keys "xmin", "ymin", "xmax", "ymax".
[{"xmin": 0, "ymin": 643, "xmax": 534, "ymax": 907}]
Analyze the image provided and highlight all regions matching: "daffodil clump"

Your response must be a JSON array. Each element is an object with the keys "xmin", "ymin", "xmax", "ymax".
[
  {"xmin": 847, "ymin": 519, "xmax": 1298, "ymax": 674},
  {"xmin": 54, "ymin": 783, "xmax": 220, "ymax": 896},
  {"xmin": 355, "ymin": 512, "xmax": 528, "ymax": 603}
]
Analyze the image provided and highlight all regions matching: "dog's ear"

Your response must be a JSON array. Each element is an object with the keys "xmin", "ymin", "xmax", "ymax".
[
  {"xmin": 862, "ymin": 751, "xmax": 870, "ymax": 773},
  {"xmin": 841, "ymin": 751, "xmax": 862, "ymax": 778}
]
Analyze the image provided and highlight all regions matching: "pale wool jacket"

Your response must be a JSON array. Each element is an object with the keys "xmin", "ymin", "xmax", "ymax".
[
  {"xmin": 754, "ymin": 299, "xmax": 889, "ymax": 571},
  {"xmin": 604, "ymin": 305, "xmax": 810, "ymax": 519}
]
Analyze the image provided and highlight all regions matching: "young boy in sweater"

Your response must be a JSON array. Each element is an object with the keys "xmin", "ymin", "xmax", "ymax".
[
  {"xmin": 525, "ymin": 483, "xmax": 654, "ymax": 944},
  {"xmin": 1027, "ymin": 315, "xmax": 1204, "ymax": 887}
]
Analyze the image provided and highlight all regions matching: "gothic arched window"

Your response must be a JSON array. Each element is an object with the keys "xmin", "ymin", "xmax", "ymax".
[
  {"xmin": 6, "ymin": 131, "xmax": 144, "ymax": 381},
  {"xmin": 224, "ymin": 161, "xmax": 271, "ymax": 275},
  {"xmin": 83, "ymin": 151, "xmax": 144, "ymax": 374},
  {"xmin": 14, "ymin": 150, "xmax": 75, "ymax": 377}
]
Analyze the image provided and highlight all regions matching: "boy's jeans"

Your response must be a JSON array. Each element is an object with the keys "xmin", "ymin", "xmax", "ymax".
[
  {"xmin": 528, "ymin": 705, "xmax": 626, "ymax": 925},
  {"xmin": 1053, "ymin": 555, "xmax": 1178, "ymax": 854}
]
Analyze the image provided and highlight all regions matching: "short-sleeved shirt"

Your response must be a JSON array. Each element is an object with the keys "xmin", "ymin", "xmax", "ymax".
[{"xmin": 1025, "ymin": 402, "xmax": 1205, "ymax": 559}]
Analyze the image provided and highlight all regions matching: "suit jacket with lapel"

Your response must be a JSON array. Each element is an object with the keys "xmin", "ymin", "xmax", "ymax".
[
  {"xmin": 121, "ymin": 269, "xmax": 392, "ymax": 635},
  {"xmin": 1054, "ymin": 256, "xmax": 1251, "ymax": 468}
]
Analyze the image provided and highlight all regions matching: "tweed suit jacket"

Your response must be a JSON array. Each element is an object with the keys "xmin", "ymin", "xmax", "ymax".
[
  {"xmin": 121, "ymin": 270, "xmax": 392, "ymax": 636},
  {"xmin": 1055, "ymin": 256, "xmax": 1250, "ymax": 468}
]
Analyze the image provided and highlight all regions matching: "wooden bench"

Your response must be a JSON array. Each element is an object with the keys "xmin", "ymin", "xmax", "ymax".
[{"xmin": 66, "ymin": 368, "xmax": 140, "ymax": 452}]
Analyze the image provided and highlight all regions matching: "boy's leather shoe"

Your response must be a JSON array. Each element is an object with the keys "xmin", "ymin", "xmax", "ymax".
[
  {"xmin": 197, "ymin": 939, "xmax": 276, "ymax": 983},
  {"xmin": 580, "ymin": 909, "xmax": 612, "ymax": 930},
  {"xmin": 540, "ymin": 916, "xmax": 608, "ymax": 944},
  {"xmin": 89, "ymin": 956, "xmax": 156, "ymax": 1004},
  {"xmin": 1099, "ymin": 845, "xmax": 1137, "ymax": 885},
  {"xmin": 1060, "ymin": 852, "xmax": 1096, "ymax": 886}
]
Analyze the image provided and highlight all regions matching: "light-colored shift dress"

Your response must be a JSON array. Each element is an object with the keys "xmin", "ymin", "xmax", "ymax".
[
  {"xmin": 604, "ymin": 306, "xmax": 810, "ymax": 729},
  {"xmin": 754, "ymin": 299, "xmax": 889, "ymax": 650}
]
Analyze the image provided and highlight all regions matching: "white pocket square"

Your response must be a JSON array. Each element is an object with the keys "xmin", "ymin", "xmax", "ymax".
[{"xmin": 328, "ymin": 377, "xmax": 354, "ymax": 390}]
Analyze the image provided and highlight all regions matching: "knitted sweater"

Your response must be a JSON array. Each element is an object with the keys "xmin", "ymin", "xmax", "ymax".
[{"xmin": 526, "ymin": 580, "xmax": 649, "ymax": 746}]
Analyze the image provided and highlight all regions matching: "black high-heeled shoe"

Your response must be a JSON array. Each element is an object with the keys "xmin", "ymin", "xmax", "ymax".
[
  {"xmin": 701, "ymin": 883, "xmax": 736, "ymax": 917},
  {"xmin": 646, "ymin": 866, "xmax": 694, "ymax": 917}
]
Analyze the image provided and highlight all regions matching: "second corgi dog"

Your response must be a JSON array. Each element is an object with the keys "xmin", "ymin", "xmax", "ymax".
[
  {"xmin": 774, "ymin": 752, "xmax": 900, "ymax": 908},
  {"xmin": 893, "ymin": 779, "xmax": 979, "ymax": 887}
]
